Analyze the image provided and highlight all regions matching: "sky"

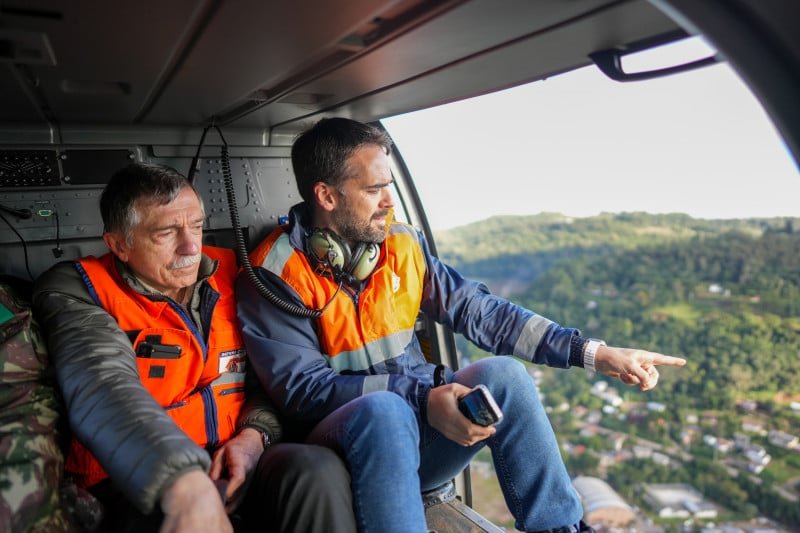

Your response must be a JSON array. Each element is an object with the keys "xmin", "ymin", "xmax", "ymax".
[{"xmin": 382, "ymin": 39, "xmax": 800, "ymax": 231}]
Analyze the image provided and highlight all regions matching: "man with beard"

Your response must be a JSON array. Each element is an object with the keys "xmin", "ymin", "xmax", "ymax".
[
  {"xmin": 237, "ymin": 118, "xmax": 686, "ymax": 533},
  {"xmin": 33, "ymin": 163, "xmax": 355, "ymax": 532}
]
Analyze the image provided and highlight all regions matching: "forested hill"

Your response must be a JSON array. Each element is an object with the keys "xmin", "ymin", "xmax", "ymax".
[
  {"xmin": 433, "ymin": 212, "xmax": 800, "ymax": 414},
  {"xmin": 435, "ymin": 212, "xmax": 798, "ymax": 289}
]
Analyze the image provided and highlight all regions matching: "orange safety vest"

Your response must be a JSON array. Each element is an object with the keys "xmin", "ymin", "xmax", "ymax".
[
  {"xmin": 250, "ymin": 222, "xmax": 426, "ymax": 373},
  {"xmin": 66, "ymin": 246, "xmax": 246, "ymax": 487}
]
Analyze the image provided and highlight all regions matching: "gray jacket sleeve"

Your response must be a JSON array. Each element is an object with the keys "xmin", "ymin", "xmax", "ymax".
[{"xmin": 32, "ymin": 262, "xmax": 210, "ymax": 514}]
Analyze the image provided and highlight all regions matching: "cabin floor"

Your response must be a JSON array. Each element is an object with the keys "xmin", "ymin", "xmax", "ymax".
[{"xmin": 423, "ymin": 481, "xmax": 504, "ymax": 533}]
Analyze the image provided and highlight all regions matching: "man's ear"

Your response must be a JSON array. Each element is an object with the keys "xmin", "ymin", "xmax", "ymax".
[
  {"xmin": 313, "ymin": 181, "xmax": 338, "ymax": 213},
  {"xmin": 103, "ymin": 232, "xmax": 130, "ymax": 263}
]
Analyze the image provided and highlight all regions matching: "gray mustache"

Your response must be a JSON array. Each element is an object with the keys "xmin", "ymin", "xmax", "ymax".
[{"xmin": 169, "ymin": 254, "xmax": 201, "ymax": 269}]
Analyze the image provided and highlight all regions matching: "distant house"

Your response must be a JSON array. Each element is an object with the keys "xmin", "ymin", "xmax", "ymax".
[
  {"xmin": 684, "ymin": 499, "xmax": 718, "ymax": 520},
  {"xmin": 586, "ymin": 411, "xmax": 602, "ymax": 425},
  {"xmin": 701, "ymin": 413, "xmax": 718, "ymax": 426},
  {"xmin": 742, "ymin": 420, "xmax": 766, "ymax": 435},
  {"xmin": 592, "ymin": 381, "xmax": 608, "ymax": 393},
  {"xmin": 680, "ymin": 428, "xmax": 698, "ymax": 446},
  {"xmin": 590, "ymin": 381, "xmax": 623, "ymax": 407},
  {"xmin": 572, "ymin": 476, "xmax": 636, "ymax": 527},
  {"xmin": 651, "ymin": 452, "xmax": 672, "ymax": 467},
  {"xmin": 702, "ymin": 434, "xmax": 733, "ymax": 453},
  {"xmin": 554, "ymin": 402, "xmax": 570, "ymax": 413},
  {"xmin": 714, "ymin": 438, "xmax": 734, "ymax": 454},
  {"xmin": 646, "ymin": 401, "xmax": 666, "ymax": 412},
  {"xmin": 642, "ymin": 483, "xmax": 718, "ymax": 520},
  {"xmin": 744, "ymin": 443, "xmax": 768, "ymax": 461},
  {"xmin": 746, "ymin": 461, "xmax": 767, "ymax": 474},
  {"xmin": 737, "ymin": 399, "xmax": 758, "ymax": 412},
  {"xmin": 768, "ymin": 430, "xmax": 799, "ymax": 450},
  {"xmin": 633, "ymin": 445, "xmax": 654, "ymax": 459},
  {"xmin": 610, "ymin": 433, "xmax": 626, "ymax": 451},
  {"xmin": 742, "ymin": 443, "xmax": 771, "ymax": 473}
]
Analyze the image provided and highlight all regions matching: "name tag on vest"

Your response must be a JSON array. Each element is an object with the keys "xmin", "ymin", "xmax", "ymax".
[{"xmin": 219, "ymin": 348, "xmax": 246, "ymax": 373}]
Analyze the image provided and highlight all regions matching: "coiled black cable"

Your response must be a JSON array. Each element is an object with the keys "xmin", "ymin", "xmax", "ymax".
[{"xmin": 207, "ymin": 125, "xmax": 324, "ymax": 318}]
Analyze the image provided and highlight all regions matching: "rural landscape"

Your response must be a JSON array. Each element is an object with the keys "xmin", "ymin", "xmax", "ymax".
[{"xmin": 434, "ymin": 212, "xmax": 800, "ymax": 532}]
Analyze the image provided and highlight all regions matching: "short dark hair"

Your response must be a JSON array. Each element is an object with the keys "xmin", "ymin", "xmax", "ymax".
[
  {"xmin": 291, "ymin": 118, "xmax": 393, "ymax": 204},
  {"xmin": 100, "ymin": 163, "xmax": 201, "ymax": 243}
]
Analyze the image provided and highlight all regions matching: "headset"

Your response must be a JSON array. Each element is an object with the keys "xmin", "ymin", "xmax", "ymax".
[
  {"xmin": 192, "ymin": 124, "xmax": 381, "ymax": 317},
  {"xmin": 306, "ymin": 228, "xmax": 381, "ymax": 285}
]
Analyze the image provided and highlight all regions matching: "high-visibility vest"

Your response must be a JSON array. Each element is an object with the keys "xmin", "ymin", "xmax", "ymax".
[
  {"xmin": 250, "ymin": 222, "xmax": 426, "ymax": 373},
  {"xmin": 66, "ymin": 246, "xmax": 246, "ymax": 487}
]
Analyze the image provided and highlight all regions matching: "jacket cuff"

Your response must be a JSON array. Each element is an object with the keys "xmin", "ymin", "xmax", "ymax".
[
  {"xmin": 237, "ymin": 411, "xmax": 282, "ymax": 445},
  {"xmin": 568, "ymin": 333, "xmax": 588, "ymax": 368},
  {"xmin": 533, "ymin": 325, "xmax": 582, "ymax": 368}
]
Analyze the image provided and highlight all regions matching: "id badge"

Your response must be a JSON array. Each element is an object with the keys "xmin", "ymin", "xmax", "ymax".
[{"xmin": 219, "ymin": 348, "xmax": 246, "ymax": 373}]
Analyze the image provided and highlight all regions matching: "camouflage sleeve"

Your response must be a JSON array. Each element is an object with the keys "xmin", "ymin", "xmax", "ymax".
[
  {"xmin": 0, "ymin": 279, "xmax": 73, "ymax": 532},
  {"xmin": 32, "ymin": 263, "xmax": 211, "ymax": 515}
]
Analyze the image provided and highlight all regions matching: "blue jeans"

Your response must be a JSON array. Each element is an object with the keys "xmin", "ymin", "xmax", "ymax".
[{"xmin": 306, "ymin": 357, "xmax": 583, "ymax": 532}]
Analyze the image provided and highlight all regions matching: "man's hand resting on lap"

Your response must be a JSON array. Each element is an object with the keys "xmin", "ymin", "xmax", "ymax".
[{"xmin": 160, "ymin": 470, "xmax": 233, "ymax": 533}]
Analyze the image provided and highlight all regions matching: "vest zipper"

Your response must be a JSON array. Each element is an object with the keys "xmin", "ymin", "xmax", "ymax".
[
  {"xmin": 169, "ymin": 301, "xmax": 219, "ymax": 446},
  {"xmin": 201, "ymin": 385, "xmax": 219, "ymax": 448}
]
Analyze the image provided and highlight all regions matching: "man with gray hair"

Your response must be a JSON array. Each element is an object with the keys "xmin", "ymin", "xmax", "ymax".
[{"xmin": 33, "ymin": 163, "xmax": 355, "ymax": 532}]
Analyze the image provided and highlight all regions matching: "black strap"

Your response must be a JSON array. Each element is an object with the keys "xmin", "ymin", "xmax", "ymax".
[{"xmin": 433, "ymin": 364, "xmax": 447, "ymax": 387}]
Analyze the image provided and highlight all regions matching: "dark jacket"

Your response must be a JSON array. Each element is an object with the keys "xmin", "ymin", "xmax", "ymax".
[
  {"xmin": 237, "ymin": 203, "xmax": 582, "ymax": 430},
  {"xmin": 33, "ymin": 251, "xmax": 282, "ymax": 514}
]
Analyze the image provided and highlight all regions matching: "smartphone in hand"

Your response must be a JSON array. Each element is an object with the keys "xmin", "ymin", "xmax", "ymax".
[{"xmin": 457, "ymin": 384, "xmax": 503, "ymax": 426}]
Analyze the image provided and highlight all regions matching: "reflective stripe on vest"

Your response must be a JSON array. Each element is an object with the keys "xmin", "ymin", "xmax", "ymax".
[
  {"xmin": 250, "ymin": 222, "xmax": 426, "ymax": 372},
  {"xmin": 66, "ymin": 246, "xmax": 246, "ymax": 487}
]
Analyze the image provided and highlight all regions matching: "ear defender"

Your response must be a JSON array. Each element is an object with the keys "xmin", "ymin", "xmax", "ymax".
[
  {"xmin": 348, "ymin": 241, "xmax": 380, "ymax": 281},
  {"xmin": 307, "ymin": 230, "xmax": 348, "ymax": 271},
  {"xmin": 307, "ymin": 229, "xmax": 380, "ymax": 283}
]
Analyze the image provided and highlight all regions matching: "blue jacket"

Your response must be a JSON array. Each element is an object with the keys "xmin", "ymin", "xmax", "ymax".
[{"xmin": 236, "ymin": 203, "xmax": 582, "ymax": 429}]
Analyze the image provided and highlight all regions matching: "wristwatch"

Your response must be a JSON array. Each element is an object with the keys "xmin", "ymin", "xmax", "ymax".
[
  {"xmin": 259, "ymin": 430, "xmax": 271, "ymax": 451},
  {"xmin": 244, "ymin": 426, "xmax": 271, "ymax": 450},
  {"xmin": 583, "ymin": 339, "xmax": 606, "ymax": 375}
]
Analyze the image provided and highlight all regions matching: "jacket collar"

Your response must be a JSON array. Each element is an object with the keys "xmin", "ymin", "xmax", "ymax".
[{"xmin": 287, "ymin": 202, "xmax": 313, "ymax": 251}]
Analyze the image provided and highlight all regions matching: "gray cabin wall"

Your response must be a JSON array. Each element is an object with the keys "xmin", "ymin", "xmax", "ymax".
[{"xmin": 0, "ymin": 125, "xmax": 299, "ymax": 281}]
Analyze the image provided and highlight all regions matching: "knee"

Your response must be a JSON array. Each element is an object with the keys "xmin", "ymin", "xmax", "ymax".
[
  {"xmin": 336, "ymin": 392, "xmax": 419, "ymax": 453},
  {"xmin": 300, "ymin": 446, "xmax": 351, "ymax": 490},
  {"xmin": 470, "ymin": 356, "xmax": 529, "ymax": 386},
  {"xmin": 459, "ymin": 357, "xmax": 538, "ymax": 410},
  {"xmin": 263, "ymin": 444, "xmax": 350, "ymax": 490},
  {"xmin": 351, "ymin": 391, "xmax": 417, "ymax": 429}
]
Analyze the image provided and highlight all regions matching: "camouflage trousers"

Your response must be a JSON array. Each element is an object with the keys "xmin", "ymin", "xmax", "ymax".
[{"xmin": 0, "ymin": 280, "xmax": 100, "ymax": 532}]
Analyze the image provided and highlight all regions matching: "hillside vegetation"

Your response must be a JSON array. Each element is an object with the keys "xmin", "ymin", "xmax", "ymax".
[{"xmin": 435, "ymin": 212, "xmax": 800, "ymax": 415}]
